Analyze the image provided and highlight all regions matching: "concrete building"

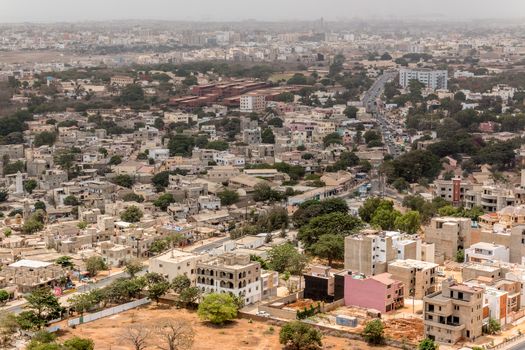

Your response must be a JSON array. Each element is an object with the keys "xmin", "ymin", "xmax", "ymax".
[
  {"xmin": 0, "ymin": 259, "xmax": 66, "ymax": 293},
  {"xmin": 388, "ymin": 259, "xmax": 438, "ymax": 299},
  {"xmin": 196, "ymin": 253, "xmax": 262, "ymax": 305},
  {"xmin": 343, "ymin": 272, "xmax": 404, "ymax": 313},
  {"xmin": 240, "ymin": 93, "xmax": 266, "ymax": 113},
  {"xmin": 344, "ymin": 230, "xmax": 396, "ymax": 276},
  {"xmin": 149, "ymin": 249, "xmax": 204, "ymax": 283},
  {"xmin": 425, "ymin": 217, "xmax": 472, "ymax": 262},
  {"xmin": 303, "ymin": 265, "xmax": 336, "ymax": 303},
  {"xmin": 399, "ymin": 68, "xmax": 448, "ymax": 90},
  {"xmin": 464, "ymin": 242, "xmax": 510, "ymax": 263},
  {"xmin": 423, "ymin": 278, "xmax": 483, "ymax": 344}
]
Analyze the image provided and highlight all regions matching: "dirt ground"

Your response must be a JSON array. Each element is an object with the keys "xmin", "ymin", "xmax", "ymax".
[{"xmin": 57, "ymin": 304, "xmax": 398, "ymax": 350}]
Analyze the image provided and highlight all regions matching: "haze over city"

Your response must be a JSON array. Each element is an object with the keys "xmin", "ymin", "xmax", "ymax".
[
  {"xmin": 2, "ymin": 0, "xmax": 525, "ymax": 22},
  {"xmin": 4, "ymin": 1, "xmax": 525, "ymax": 350}
]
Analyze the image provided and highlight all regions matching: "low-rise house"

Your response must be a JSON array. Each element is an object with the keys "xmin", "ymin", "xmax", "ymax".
[
  {"xmin": 465, "ymin": 242, "xmax": 510, "ymax": 263},
  {"xmin": 0, "ymin": 259, "xmax": 66, "ymax": 293},
  {"xmin": 343, "ymin": 272, "xmax": 404, "ymax": 313}
]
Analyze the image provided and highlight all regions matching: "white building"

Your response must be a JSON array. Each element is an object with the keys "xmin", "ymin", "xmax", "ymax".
[
  {"xmin": 399, "ymin": 68, "xmax": 448, "ymax": 90},
  {"xmin": 148, "ymin": 148, "xmax": 170, "ymax": 161},
  {"xmin": 197, "ymin": 195, "xmax": 221, "ymax": 211},
  {"xmin": 149, "ymin": 249, "xmax": 204, "ymax": 283},
  {"xmin": 465, "ymin": 242, "xmax": 510, "ymax": 263},
  {"xmin": 240, "ymin": 93, "xmax": 266, "ymax": 113}
]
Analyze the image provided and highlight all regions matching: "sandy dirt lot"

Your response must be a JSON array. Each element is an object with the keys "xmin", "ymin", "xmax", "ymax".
[{"xmin": 58, "ymin": 304, "xmax": 398, "ymax": 350}]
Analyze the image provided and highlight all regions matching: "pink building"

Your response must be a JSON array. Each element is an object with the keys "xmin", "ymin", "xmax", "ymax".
[{"xmin": 344, "ymin": 273, "xmax": 404, "ymax": 313}]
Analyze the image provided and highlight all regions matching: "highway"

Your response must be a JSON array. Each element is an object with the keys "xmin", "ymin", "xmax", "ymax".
[{"xmin": 362, "ymin": 70, "xmax": 402, "ymax": 157}]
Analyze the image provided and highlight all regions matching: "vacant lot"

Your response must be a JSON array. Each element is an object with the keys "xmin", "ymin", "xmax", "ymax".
[{"xmin": 58, "ymin": 304, "xmax": 397, "ymax": 350}]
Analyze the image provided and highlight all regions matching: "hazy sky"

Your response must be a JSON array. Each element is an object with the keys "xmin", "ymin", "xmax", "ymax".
[{"xmin": 2, "ymin": 0, "xmax": 525, "ymax": 22}]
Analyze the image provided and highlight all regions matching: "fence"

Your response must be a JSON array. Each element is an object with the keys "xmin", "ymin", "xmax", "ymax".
[
  {"xmin": 68, "ymin": 298, "xmax": 150, "ymax": 326},
  {"xmin": 488, "ymin": 332, "xmax": 525, "ymax": 350}
]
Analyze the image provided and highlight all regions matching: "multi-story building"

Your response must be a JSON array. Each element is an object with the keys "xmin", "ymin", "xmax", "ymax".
[
  {"xmin": 343, "ymin": 272, "xmax": 404, "ymax": 313},
  {"xmin": 464, "ymin": 242, "xmax": 510, "ymax": 263},
  {"xmin": 387, "ymin": 259, "xmax": 438, "ymax": 299},
  {"xmin": 110, "ymin": 75, "xmax": 134, "ymax": 86},
  {"xmin": 303, "ymin": 265, "xmax": 337, "ymax": 303},
  {"xmin": 423, "ymin": 278, "xmax": 483, "ymax": 344},
  {"xmin": 399, "ymin": 68, "xmax": 448, "ymax": 90},
  {"xmin": 424, "ymin": 217, "xmax": 471, "ymax": 262},
  {"xmin": 149, "ymin": 249, "xmax": 204, "ymax": 283},
  {"xmin": 240, "ymin": 93, "xmax": 266, "ymax": 113},
  {"xmin": 344, "ymin": 230, "xmax": 396, "ymax": 276},
  {"xmin": 196, "ymin": 253, "xmax": 262, "ymax": 305}
]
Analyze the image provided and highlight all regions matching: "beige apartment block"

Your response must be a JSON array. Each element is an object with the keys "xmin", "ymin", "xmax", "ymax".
[
  {"xmin": 425, "ymin": 217, "xmax": 471, "ymax": 262},
  {"xmin": 424, "ymin": 278, "xmax": 483, "ymax": 345},
  {"xmin": 149, "ymin": 249, "xmax": 204, "ymax": 283},
  {"xmin": 388, "ymin": 259, "xmax": 438, "ymax": 299}
]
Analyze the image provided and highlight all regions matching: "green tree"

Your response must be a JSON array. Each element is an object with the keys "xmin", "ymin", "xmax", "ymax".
[
  {"xmin": 168, "ymin": 134, "xmax": 194, "ymax": 156},
  {"xmin": 261, "ymin": 128, "xmax": 275, "ymax": 144},
  {"xmin": 394, "ymin": 211, "xmax": 421, "ymax": 234},
  {"xmin": 279, "ymin": 321, "xmax": 322, "ymax": 350},
  {"xmin": 344, "ymin": 106, "xmax": 358, "ymax": 119},
  {"xmin": 24, "ymin": 179, "xmax": 38, "ymax": 194},
  {"xmin": 197, "ymin": 293, "xmax": 238, "ymax": 325},
  {"xmin": 253, "ymin": 183, "xmax": 283, "ymax": 202},
  {"xmin": 0, "ymin": 289, "xmax": 9, "ymax": 303},
  {"xmin": 205, "ymin": 140, "xmax": 229, "ymax": 151},
  {"xmin": 63, "ymin": 337, "xmax": 95, "ymax": 350},
  {"xmin": 34, "ymin": 131, "xmax": 57, "ymax": 147},
  {"xmin": 63, "ymin": 195, "xmax": 80, "ymax": 206},
  {"xmin": 144, "ymin": 273, "xmax": 170, "ymax": 304},
  {"xmin": 34, "ymin": 201, "xmax": 46, "ymax": 211},
  {"xmin": 178, "ymin": 287, "xmax": 201, "ymax": 308},
  {"xmin": 98, "ymin": 147, "xmax": 108, "ymax": 157},
  {"xmin": 67, "ymin": 293, "xmax": 97, "ymax": 316},
  {"xmin": 323, "ymin": 132, "xmax": 342, "ymax": 147},
  {"xmin": 362, "ymin": 319, "xmax": 385, "ymax": 345},
  {"xmin": 22, "ymin": 219, "xmax": 44, "ymax": 235},
  {"xmin": 487, "ymin": 318, "xmax": 501, "ymax": 335},
  {"xmin": 55, "ymin": 256, "xmax": 74, "ymax": 269},
  {"xmin": 120, "ymin": 84, "xmax": 144, "ymax": 103},
  {"xmin": 310, "ymin": 234, "xmax": 344, "ymax": 266},
  {"xmin": 112, "ymin": 174, "xmax": 134, "ymax": 188},
  {"xmin": 358, "ymin": 197, "xmax": 394, "ymax": 223},
  {"xmin": 218, "ymin": 189, "xmax": 239, "ymax": 206},
  {"xmin": 171, "ymin": 275, "xmax": 191, "ymax": 294},
  {"xmin": 455, "ymin": 249, "xmax": 465, "ymax": 263},
  {"xmin": 267, "ymin": 243, "xmax": 308, "ymax": 275},
  {"xmin": 20, "ymin": 288, "xmax": 62, "ymax": 330},
  {"xmin": 108, "ymin": 155, "xmax": 122, "ymax": 166},
  {"xmin": 371, "ymin": 208, "xmax": 401, "ymax": 231},
  {"xmin": 0, "ymin": 188, "xmax": 8, "ymax": 202},
  {"xmin": 154, "ymin": 193, "xmax": 176, "ymax": 211},
  {"xmin": 418, "ymin": 338, "xmax": 439, "ymax": 350},
  {"xmin": 120, "ymin": 206, "xmax": 143, "ymax": 223},
  {"xmin": 124, "ymin": 259, "xmax": 144, "ymax": 278},
  {"xmin": 85, "ymin": 256, "xmax": 107, "ymax": 277},
  {"xmin": 298, "ymin": 212, "xmax": 362, "ymax": 248},
  {"xmin": 123, "ymin": 193, "xmax": 145, "ymax": 203},
  {"xmin": 151, "ymin": 171, "xmax": 171, "ymax": 190},
  {"xmin": 292, "ymin": 198, "xmax": 348, "ymax": 227}
]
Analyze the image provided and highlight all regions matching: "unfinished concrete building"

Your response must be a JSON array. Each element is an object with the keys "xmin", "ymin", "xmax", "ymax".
[
  {"xmin": 423, "ymin": 278, "xmax": 483, "ymax": 344},
  {"xmin": 388, "ymin": 259, "xmax": 438, "ymax": 299},
  {"xmin": 425, "ymin": 217, "xmax": 471, "ymax": 262}
]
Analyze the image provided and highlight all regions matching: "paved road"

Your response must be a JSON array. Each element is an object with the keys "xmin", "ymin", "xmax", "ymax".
[
  {"xmin": 508, "ymin": 340, "xmax": 525, "ymax": 350},
  {"xmin": 190, "ymin": 236, "xmax": 231, "ymax": 254},
  {"xmin": 362, "ymin": 71, "xmax": 401, "ymax": 157}
]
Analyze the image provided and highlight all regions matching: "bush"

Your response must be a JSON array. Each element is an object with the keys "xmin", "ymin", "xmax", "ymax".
[{"xmin": 362, "ymin": 319, "xmax": 384, "ymax": 345}]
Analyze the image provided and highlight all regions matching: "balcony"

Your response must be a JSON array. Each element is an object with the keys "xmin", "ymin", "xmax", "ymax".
[{"xmin": 425, "ymin": 319, "xmax": 465, "ymax": 332}]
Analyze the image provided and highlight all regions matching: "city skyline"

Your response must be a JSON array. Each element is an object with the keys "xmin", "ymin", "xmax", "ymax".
[{"xmin": 2, "ymin": 0, "xmax": 525, "ymax": 23}]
